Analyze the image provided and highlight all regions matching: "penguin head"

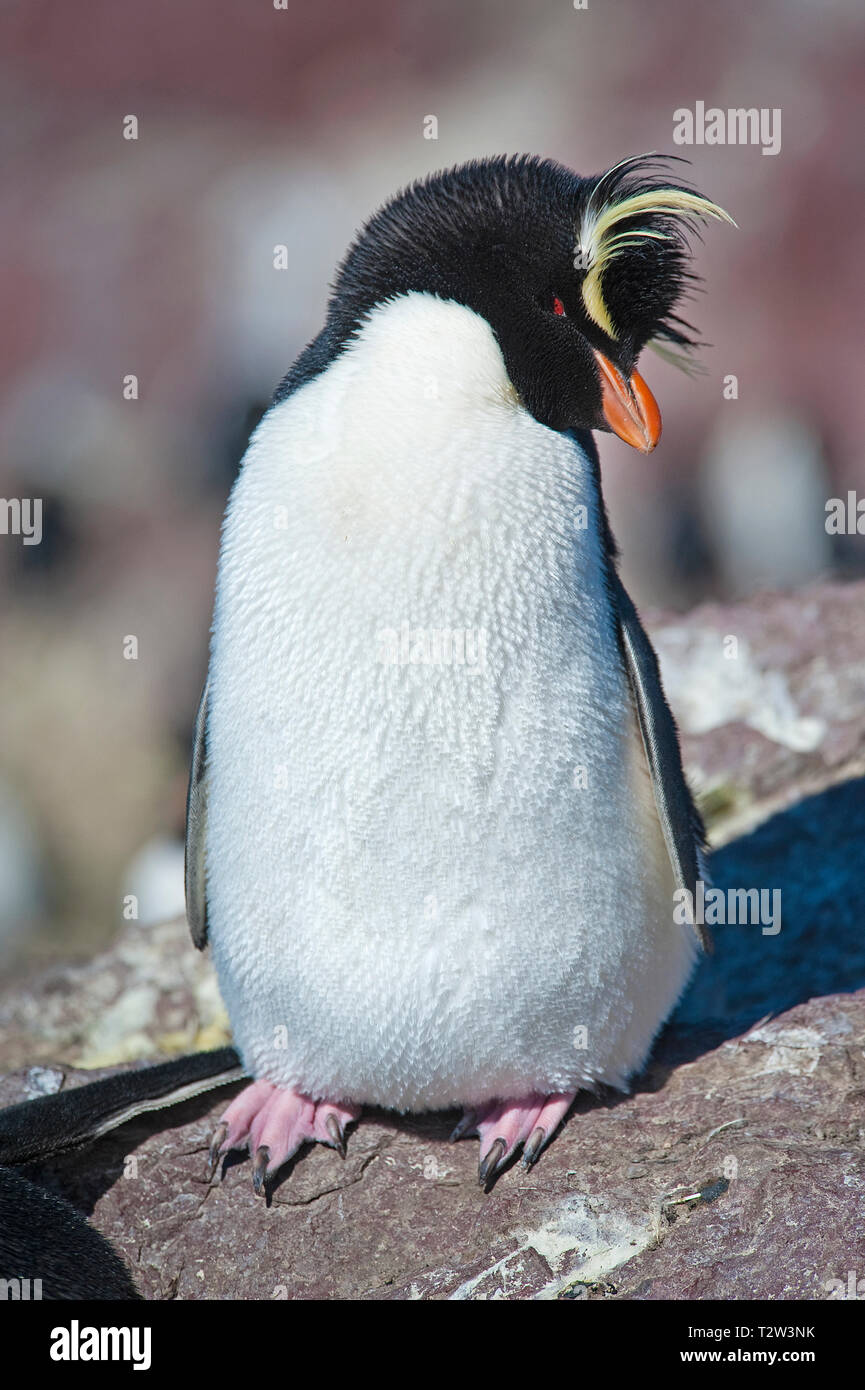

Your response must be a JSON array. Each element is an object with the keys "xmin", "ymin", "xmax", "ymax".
[{"xmin": 328, "ymin": 154, "xmax": 733, "ymax": 451}]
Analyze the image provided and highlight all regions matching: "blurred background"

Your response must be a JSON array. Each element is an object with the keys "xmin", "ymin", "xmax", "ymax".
[{"xmin": 0, "ymin": 0, "xmax": 863, "ymax": 966}]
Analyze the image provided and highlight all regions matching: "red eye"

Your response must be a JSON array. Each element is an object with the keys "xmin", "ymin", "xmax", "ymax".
[{"xmin": 552, "ymin": 295, "xmax": 566, "ymax": 316}]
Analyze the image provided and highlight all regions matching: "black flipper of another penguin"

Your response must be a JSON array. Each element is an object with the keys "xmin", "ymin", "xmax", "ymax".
[
  {"xmin": 0, "ymin": 1047, "xmax": 244, "ymax": 1167},
  {"xmin": 0, "ymin": 1047, "xmax": 244, "ymax": 1299}
]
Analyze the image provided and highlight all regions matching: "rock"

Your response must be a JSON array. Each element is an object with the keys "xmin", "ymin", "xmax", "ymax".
[
  {"xmin": 1, "ymin": 580, "xmax": 865, "ymax": 1299},
  {"xmin": 0, "ymin": 914, "xmax": 229, "ymax": 1073},
  {"xmin": 652, "ymin": 578, "xmax": 865, "ymax": 845}
]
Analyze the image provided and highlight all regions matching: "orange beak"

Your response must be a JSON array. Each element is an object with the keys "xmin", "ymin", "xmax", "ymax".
[{"xmin": 593, "ymin": 351, "xmax": 662, "ymax": 453}]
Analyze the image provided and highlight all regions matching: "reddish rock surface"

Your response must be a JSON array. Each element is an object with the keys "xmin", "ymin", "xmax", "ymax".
[{"xmin": 3, "ymin": 994, "xmax": 863, "ymax": 1301}]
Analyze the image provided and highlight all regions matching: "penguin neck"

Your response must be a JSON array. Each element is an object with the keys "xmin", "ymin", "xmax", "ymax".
[{"xmin": 302, "ymin": 292, "xmax": 609, "ymax": 558}]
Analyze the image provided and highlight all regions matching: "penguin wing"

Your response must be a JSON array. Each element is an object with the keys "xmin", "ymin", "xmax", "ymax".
[
  {"xmin": 185, "ymin": 677, "xmax": 209, "ymax": 948},
  {"xmin": 0, "ymin": 1048, "xmax": 243, "ymax": 1166},
  {"xmin": 613, "ymin": 572, "xmax": 711, "ymax": 951}
]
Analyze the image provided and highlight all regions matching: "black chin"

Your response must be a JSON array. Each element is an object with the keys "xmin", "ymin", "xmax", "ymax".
[{"xmin": 494, "ymin": 322, "xmax": 604, "ymax": 434}]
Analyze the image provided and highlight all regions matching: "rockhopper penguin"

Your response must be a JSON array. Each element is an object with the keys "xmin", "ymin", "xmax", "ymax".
[{"xmin": 186, "ymin": 153, "xmax": 733, "ymax": 1192}]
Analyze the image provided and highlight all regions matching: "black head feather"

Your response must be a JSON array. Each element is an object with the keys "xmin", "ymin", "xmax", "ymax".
[{"xmin": 274, "ymin": 154, "xmax": 732, "ymax": 432}]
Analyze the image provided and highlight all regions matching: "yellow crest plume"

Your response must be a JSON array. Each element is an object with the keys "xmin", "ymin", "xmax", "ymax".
[{"xmin": 577, "ymin": 154, "xmax": 736, "ymax": 342}]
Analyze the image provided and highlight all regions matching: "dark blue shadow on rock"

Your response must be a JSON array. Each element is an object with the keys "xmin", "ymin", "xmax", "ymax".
[{"xmin": 668, "ymin": 774, "xmax": 865, "ymax": 1047}]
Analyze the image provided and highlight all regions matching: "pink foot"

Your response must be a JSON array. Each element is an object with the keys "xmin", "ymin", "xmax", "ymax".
[
  {"xmin": 451, "ymin": 1092, "xmax": 576, "ymax": 1186},
  {"xmin": 207, "ymin": 1080, "xmax": 361, "ymax": 1195}
]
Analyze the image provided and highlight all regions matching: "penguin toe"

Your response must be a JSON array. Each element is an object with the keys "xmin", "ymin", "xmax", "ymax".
[
  {"xmin": 518, "ymin": 1093, "xmax": 575, "ymax": 1168},
  {"xmin": 456, "ymin": 1090, "xmax": 577, "ymax": 1188},
  {"xmin": 248, "ymin": 1090, "xmax": 316, "ymax": 1190},
  {"xmin": 205, "ymin": 1080, "xmax": 361, "ymax": 1191},
  {"xmin": 206, "ymin": 1079, "xmax": 275, "ymax": 1178},
  {"xmin": 205, "ymin": 1121, "xmax": 228, "ymax": 1180},
  {"xmin": 314, "ymin": 1101, "xmax": 362, "ymax": 1156},
  {"xmin": 477, "ymin": 1136, "xmax": 508, "ymax": 1187}
]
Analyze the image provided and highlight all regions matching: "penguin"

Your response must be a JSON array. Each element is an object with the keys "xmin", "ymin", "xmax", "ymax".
[
  {"xmin": 0, "ymin": 152, "xmax": 731, "ymax": 1291},
  {"xmin": 187, "ymin": 152, "xmax": 733, "ymax": 1193}
]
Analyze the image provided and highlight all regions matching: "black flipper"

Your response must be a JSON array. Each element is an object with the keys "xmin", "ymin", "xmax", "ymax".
[
  {"xmin": 185, "ymin": 677, "xmax": 209, "ymax": 949},
  {"xmin": 612, "ymin": 571, "xmax": 711, "ymax": 952},
  {"xmin": 0, "ymin": 1047, "xmax": 243, "ymax": 1167}
]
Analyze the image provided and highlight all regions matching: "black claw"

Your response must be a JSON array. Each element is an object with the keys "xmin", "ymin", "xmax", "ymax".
[
  {"xmin": 450, "ymin": 1113, "xmax": 477, "ymax": 1144},
  {"xmin": 478, "ymin": 1136, "xmax": 508, "ymax": 1188},
  {"xmin": 206, "ymin": 1122, "xmax": 228, "ymax": 1181},
  {"xmin": 325, "ymin": 1113, "xmax": 347, "ymax": 1158},
  {"xmin": 252, "ymin": 1144, "xmax": 270, "ymax": 1196},
  {"xmin": 522, "ymin": 1126, "xmax": 547, "ymax": 1170}
]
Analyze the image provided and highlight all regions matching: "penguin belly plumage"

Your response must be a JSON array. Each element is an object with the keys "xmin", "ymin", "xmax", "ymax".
[{"xmin": 189, "ymin": 154, "xmax": 727, "ymax": 1189}]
